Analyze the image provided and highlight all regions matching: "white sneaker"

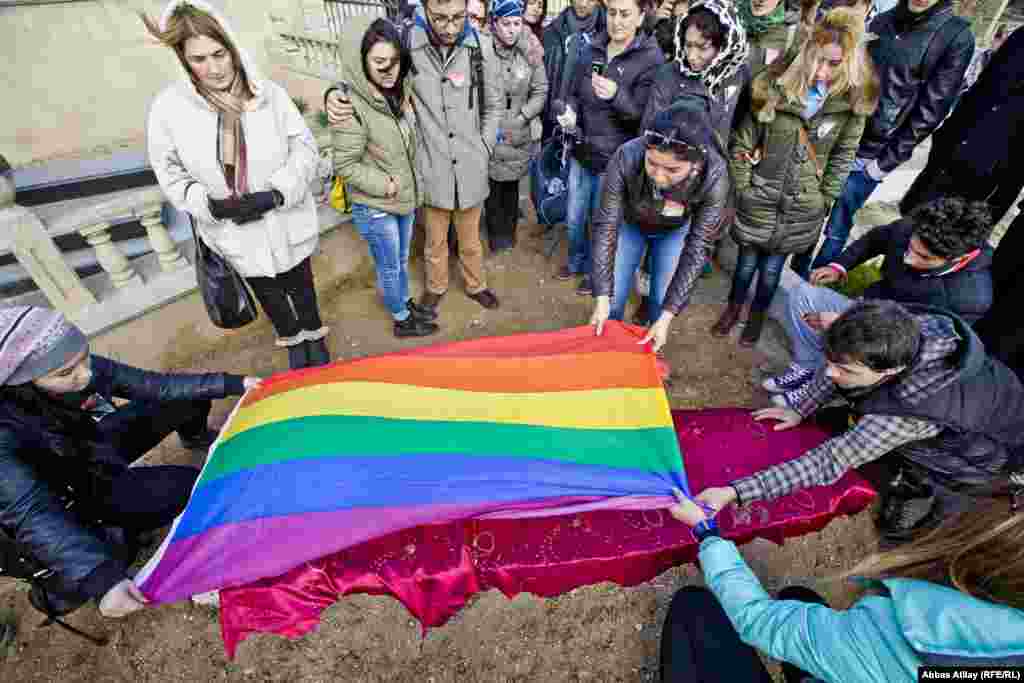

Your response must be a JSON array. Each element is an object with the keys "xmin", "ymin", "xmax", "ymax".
[
  {"xmin": 190, "ymin": 590, "xmax": 220, "ymax": 608},
  {"xmin": 762, "ymin": 363, "xmax": 814, "ymax": 394}
]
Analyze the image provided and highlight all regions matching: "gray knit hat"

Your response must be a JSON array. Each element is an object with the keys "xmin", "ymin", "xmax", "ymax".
[{"xmin": 0, "ymin": 306, "xmax": 88, "ymax": 386}]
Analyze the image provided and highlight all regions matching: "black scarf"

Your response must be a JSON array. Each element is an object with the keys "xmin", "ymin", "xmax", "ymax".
[
  {"xmin": 892, "ymin": 0, "xmax": 950, "ymax": 34},
  {"xmin": 568, "ymin": 8, "xmax": 600, "ymax": 36}
]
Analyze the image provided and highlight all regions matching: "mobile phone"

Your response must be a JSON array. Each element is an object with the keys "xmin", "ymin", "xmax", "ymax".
[
  {"xmin": 336, "ymin": 80, "xmax": 351, "ymax": 101},
  {"xmin": 591, "ymin": 60, "xmax": 606, "ymax": 77}
]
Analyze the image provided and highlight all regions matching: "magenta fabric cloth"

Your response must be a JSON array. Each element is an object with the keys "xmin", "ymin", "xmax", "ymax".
[{"xmin": 218, "ymin": 408, "xmax": 877, "ymax": 657}]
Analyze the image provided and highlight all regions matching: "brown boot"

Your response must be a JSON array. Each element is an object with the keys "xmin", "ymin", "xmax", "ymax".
[
  {"xmin": 711, "ymin": 302, "xmax": 743, "ymax": 337},
  {"xmin": 739, "ymin": 311, "xmax": 766, "ymax": 347}
]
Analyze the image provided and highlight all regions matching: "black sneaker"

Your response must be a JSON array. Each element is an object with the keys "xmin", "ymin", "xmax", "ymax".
[
  {"xmin": 394, "ymin": 316, "xmax": 440, "ymax": 338},
  {"xmin": 468, "ymin": 289, "xmax": 500, "ymax": 309},
  {"xmin": 576, "ymin": 275, "xmax": 593, "ymax": 296},
  {"xmin": 407, "ymin": 298, "xmax": 438, "ymax": 321},
  {"xmin": 877, "ymin": 472, "xmax": 938, "ymax": 544}
]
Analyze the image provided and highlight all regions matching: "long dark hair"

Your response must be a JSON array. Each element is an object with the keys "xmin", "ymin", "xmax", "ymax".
[
  {"xmin": 361, "ymin": 18, "xmax": 412, "ymax": 114},
  {"xmin": 525, "ymin": 0, "xmax": 549, "ymax": 40}
]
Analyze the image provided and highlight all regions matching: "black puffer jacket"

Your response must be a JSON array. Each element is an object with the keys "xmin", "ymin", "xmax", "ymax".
[
  {"xmin": 833, "ymin": 220, "xmax": 993, "ymax": 324},
  {"xmin": 565, "ymin": 31, "xmax": 665, "ymax": 173},
  {"xmin": 0, "ymin": 356, "xmax": 244, "ymax": 602},
  {"xmin": 591, "ymin": 128, "xmax": 732, "ymax": 314},
  {"xmin": 858, "ymin": 0, "xmax": 974, "ymax": 174},
  {"xmin": 642, "ymin": 63, "xmax": 752, "ymax": 149}
]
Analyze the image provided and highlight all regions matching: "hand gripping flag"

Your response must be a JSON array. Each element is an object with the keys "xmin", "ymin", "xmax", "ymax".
[{"xmin": 136, "ymin": 323, "xmax": 691, "ymax": 603}]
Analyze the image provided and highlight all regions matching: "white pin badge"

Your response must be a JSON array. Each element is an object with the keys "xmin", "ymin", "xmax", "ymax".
[{"xmin": 818, "ymin": 121, "xmax": 836, "ymax": 138}]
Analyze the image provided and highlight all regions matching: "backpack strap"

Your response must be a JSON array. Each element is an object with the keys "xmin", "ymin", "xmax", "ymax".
[
  {"xmin": 470, "ymin": 41, "xmax": 486, "ymax": 129},
  {"xmin": 798, "ymin": 125, "xmax": 824, "ymax": 180}
]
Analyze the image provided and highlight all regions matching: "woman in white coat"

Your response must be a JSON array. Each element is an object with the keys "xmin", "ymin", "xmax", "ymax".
[{"xmin": 143, "ymin": 0, "xmax": 329, "ymax": 370}]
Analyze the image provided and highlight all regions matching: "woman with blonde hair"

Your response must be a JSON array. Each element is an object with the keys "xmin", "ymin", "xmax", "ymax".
[
  {"xmin": 711, "ymin": 7, "xmax": 878, "ymax": 346},
  {"xmin": 143, "ymin": 1, "xmax": 329, "ymax": 370},
  {"xmin": 660, "ymin": 492, "xmax": 1024, "ymax": 682}
]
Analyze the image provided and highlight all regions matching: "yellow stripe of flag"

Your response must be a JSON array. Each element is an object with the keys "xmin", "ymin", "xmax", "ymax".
[{"xmin": 220, "ymin": 381, "xmax": 672, "ymax": 442}]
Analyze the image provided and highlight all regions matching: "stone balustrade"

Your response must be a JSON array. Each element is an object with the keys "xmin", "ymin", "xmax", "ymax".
[{"xmin": 0, "ymin": 144, "xmax": 344, "ymax": 337}]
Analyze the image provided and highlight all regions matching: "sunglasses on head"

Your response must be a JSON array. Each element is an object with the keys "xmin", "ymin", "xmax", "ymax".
[{"xmin": 643, "ymin": 130, "xmax": 704, "ymax": 159}]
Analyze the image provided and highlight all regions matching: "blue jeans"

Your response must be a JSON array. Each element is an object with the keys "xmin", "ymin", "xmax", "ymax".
[
  {"xmin": 566, "ymin": 157, "xmax": 604, "ymax": 275},
  {"xmin": 768, "ymin": 270, "xmax": 854, "ymax": 369},
  {"xmin": 791, "ymin": 168, "xmax": 881, "ymax": 279},
  {"xmin": 351, "ymin": 204, "xmax": 414, "ymax": 321},
  {"xmin": 610, "ymin": 221, "xmax": 690, "ymax": 321},
  {"xmin": 729, "ymin": 243, "xmax": 788, "ymax": 312}
]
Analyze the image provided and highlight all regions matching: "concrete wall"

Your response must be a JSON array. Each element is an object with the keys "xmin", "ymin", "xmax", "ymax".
[{"xmin": 2, "ymin": 0, "xmax": 332, "ymax": 167}]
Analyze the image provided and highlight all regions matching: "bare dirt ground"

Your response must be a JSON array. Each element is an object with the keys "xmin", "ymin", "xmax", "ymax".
[{"xmin": 1, "ymin": 211, "xmax": 881, "ymax": 682}]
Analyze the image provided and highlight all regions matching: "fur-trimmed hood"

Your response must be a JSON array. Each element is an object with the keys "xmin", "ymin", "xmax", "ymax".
[{"xmin": 748, "ymin": 7, "xmax": 880, "ymax": 123}]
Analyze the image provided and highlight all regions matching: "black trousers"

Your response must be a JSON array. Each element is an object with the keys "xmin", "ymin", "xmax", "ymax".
[
  {"xmin": 484, "ymin": 179, "xmax": 521, "ymax": 251},
  {"xmin": 87, "ymin": 398, "xmax": 209, "ymax": 534},
  {"xmin": 976, "ymin": 210, "xmax": 1024, "ymax": 378},
  {"xmin": 245, "ymin": 257, "xmax": 324, "ymax": 342},
  {"xmin": 660, "ymin": 585, "xmax": 824, "ymax": 683}
]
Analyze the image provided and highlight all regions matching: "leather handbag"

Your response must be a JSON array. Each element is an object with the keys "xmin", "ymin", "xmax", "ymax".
[{"xmin": 190, "ymin": 218, "xmax": 258, "ymax": 329}]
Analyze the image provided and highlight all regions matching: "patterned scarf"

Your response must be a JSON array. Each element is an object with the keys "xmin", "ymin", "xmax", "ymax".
[
  {"xmin": 738, "ymin": 0, "xmax": 787, "ymax": 37},
  {"xmin": 675, "ymin": 0, "xmax": 750, "ymax": 98},
  {"xmin": 194, "ymin": 70, "xmax": 252, "ymax": 197}
]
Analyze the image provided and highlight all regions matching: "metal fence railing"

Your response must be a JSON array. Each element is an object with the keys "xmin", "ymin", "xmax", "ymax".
[{"xmin": 322, "ymin": 0, "xmax": 397, "ymax": 42}]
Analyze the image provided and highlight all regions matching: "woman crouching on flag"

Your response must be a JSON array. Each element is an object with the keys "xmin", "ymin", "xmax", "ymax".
[{"xmin": 589, "ymin": 103, "xmax": 732, "ymax": 371}]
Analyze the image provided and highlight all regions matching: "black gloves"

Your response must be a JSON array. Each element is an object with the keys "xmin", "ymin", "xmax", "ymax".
[{"xmin": 209, "ymin": 190, "xmax": 284, "ymax": 225}]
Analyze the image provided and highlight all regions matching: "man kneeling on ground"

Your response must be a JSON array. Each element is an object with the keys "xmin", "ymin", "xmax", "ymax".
[
  {"xmin": 765, "ymin": 196, "xmax": 993, "ymax": 408},
  {"xmin": 696, "ymin": 300, "xmax": 1024, "ymax": 545}
]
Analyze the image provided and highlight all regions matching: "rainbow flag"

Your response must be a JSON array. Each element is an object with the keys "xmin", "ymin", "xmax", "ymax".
[{"xmin": 136, "ymin": 323, "xmax": 689, "ymax": 603}]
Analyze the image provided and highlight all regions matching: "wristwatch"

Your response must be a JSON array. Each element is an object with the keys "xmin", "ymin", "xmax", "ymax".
[{"xmin": 693, "ymin": 517, "xmax": 720, "ymax": 543}]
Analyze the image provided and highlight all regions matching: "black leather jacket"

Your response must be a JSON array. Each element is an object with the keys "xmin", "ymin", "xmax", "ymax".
[
  {"xmin": 592, "ymin": 136, "xmax": 732, "ymax": 315},
  {"xmin": 565, "ymin": 31, "xmax": 665, "ymax": 173},
  {"xmin": 858, "ymin": 0, "xmax": 974, "ymax": 173},
  {"xmin": 0, "ymin": 357, "xmax": 244, "ymax": 602}
]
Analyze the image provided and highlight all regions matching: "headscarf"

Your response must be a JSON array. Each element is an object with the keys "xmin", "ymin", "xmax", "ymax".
[
  {"xmin": 491, "ymin": 0, "xmax": 525, "ymax": 19},
  {"xmin": 675, "ymin": 0, "xmax": 750, "ymax": 97},
  {"xmin": 738, "ymin": 0, "xmax": 787, "ymax": 36}
]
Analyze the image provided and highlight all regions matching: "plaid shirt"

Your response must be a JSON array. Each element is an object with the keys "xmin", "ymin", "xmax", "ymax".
[{"xmin": 731, "ymin": 317, "xmax": 960, "ymax": 505}]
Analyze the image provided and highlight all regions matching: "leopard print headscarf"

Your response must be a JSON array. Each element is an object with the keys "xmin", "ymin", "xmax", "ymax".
[{"xmin": 674, "ymin": 0, "xmax": 750, "ymax": 99}]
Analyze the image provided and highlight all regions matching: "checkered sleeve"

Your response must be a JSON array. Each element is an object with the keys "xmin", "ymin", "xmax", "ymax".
[
  {"xmin": 730, "ymin": 415, "xmax": 942, "ymax": 504},
  {"xmin": 793, "ymin": 369, "xmax": 837, "ymax": 419}
]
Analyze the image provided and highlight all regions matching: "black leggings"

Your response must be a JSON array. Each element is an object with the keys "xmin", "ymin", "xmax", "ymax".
[
  {"xmin": 87, "ymin": 398, "xmax": 210, "ymax": 534},
  {"xmin": 660, "ymin": 585, "xmax": 826, "ymax": 683},
  {"xmin": 246, "ymin": 257, "xmax": 324, "ymax": 342},
  {"xmin": 484, "ymin": 178, "xmax": 521, "ymax": 251}
]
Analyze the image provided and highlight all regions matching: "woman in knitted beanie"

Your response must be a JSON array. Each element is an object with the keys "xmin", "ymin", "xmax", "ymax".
[{"xmin": 0, "ymin": 306, "xmax": 258, "ymax": 620}]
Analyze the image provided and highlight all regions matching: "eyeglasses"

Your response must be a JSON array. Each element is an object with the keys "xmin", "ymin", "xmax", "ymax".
[
  {"xmin": 643, "ymin": 129, "xmax": 704, "ymax": 158},
  {"xmin": 428, "ymin": 11, "xmax": 467, "ymax": 27}
]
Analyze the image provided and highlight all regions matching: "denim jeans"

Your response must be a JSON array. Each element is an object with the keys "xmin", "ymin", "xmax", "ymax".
[
  {"xmin": 729, "ymin": 243, "xmax": 788, "ymax": 312},
  {"xmin": 566, "ymin": 157, "xmax": 604, "ymax": 275},
  {"xmin": 769, "ymin": 269, "xmax": 854, "ymax": 369},
  {"xmin": 610, "ymin": 221, "xmax": 690, "ymax": 321},
  {"xmin": 352, "ymin": 204, "xmax": 414, "ymax": 321},
  {"xmin": 791, "ymin": 168, "xmax": 881, "ymax": 279}
]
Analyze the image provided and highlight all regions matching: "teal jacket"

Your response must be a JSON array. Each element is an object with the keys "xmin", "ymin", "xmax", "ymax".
[{"xmin": 700, "ymin": 537, "xmax": 1024, "ymax": 682}]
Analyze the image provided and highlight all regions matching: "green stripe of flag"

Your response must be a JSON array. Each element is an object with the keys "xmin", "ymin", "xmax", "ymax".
[{"xmin": 199, "ymin": 415, "xmax": 681, "ymax": 485}]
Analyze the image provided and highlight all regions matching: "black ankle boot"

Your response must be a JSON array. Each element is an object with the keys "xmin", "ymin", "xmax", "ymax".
[
  {"xmin": 394, "ymin": 316, "xmax": 439, "ymax": 338},
  {"xmin": 305, "ymin": 339, "xmax": 331, "ymax": 367},
  {"xmin": 287, "ymin": 344, "xmax": 308, "ymax": 370}
]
